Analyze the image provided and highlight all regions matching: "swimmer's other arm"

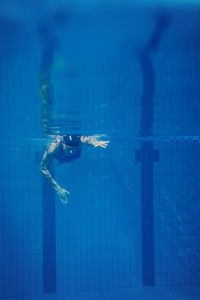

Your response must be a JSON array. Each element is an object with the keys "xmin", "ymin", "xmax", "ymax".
[
  {"xmin": 40, "ymin": 140, "xmax": 69, "ymax": 204},
  {"xmin": 80, "ymin": 135, "xmax": 109, "ymax": 148}
]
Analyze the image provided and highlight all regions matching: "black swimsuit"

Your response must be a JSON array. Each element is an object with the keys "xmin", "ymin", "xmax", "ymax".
[{"xmin": 55, "ymin": 136, "xmax": 82, "ymax": 163}]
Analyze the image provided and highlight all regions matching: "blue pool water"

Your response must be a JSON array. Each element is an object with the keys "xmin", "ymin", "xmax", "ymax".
[{"xmin": 0, "ymin": 1, "xmax": 200, "ymax": 299}]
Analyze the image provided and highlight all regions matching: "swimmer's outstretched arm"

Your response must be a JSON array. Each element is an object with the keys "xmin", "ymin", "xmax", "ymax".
[
  {"xmin": 40, "ymin": 139, "xmax": 69, "ymax": 204},
  {"xmin": 81, "ymin": 135, "xmax": 109, "ymax": 148}
]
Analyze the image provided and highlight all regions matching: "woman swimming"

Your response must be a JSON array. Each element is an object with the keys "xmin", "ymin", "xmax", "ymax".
[{"xmin": 40, "ymin": 134, "xmax": 109, "ymax": 204}]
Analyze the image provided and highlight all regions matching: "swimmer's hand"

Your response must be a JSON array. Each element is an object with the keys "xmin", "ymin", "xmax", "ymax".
[
  {"xmin": 81, "ymin": 135, "xmax": 109, "ymax": 148},
  {"xmin": 93, "ymin": 140, "xmax": 109, "ymax": 148},
  {"xmin": 56, "ymin": 187, "xmax": 70, "ymax": 205}
]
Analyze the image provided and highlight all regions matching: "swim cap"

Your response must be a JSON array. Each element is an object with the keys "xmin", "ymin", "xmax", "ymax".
[{"xmin": 63, "ymin": 135, "xmax": 81, "ymax": 147}]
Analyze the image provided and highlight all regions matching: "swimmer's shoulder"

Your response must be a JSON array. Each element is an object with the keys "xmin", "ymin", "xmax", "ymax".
[{"xmin": 47, "ymin": 135, "xmax": 62, "ymax": 154}]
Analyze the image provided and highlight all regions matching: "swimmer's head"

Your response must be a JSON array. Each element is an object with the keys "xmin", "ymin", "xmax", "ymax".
[{"xmin": 63, "ymin": 135, "xmax": 81, "ymax": 147}]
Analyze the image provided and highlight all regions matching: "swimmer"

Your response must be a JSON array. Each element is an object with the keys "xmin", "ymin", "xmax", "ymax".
[{"xmin": 40, "ymin": 135, "xmax": 109, "ymax": 204}]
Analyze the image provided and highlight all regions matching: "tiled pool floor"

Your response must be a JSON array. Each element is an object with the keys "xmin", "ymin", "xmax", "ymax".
[{"xmin": 7, "ymin": 286, "xmax": 200, "ymax": 300}]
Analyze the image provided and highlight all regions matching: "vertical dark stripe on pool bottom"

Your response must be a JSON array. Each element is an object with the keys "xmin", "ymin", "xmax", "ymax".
[
  {"xmin": 39, "ymin": 20, "xmax": 58, "ymax": 293},
  {"xmin": 42, "ymin": 169, "xmax": 57, "ymax": 292},
  {"xmin": 136, "ymin": 12, "xmax": 169, "ymax": 286}
]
